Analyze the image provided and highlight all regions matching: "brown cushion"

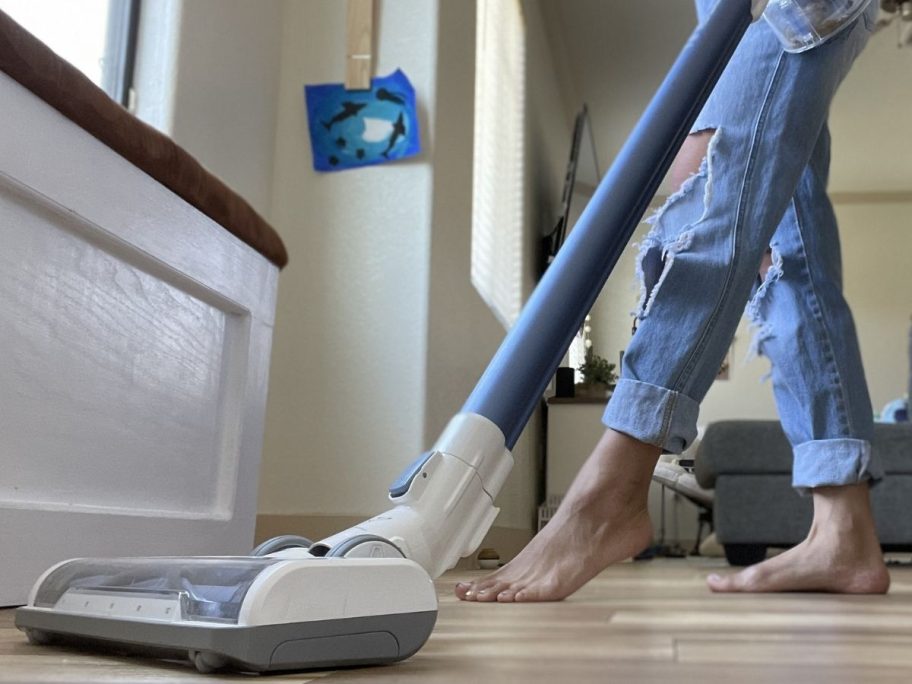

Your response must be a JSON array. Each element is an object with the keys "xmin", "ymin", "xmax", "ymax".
[{"xmin": 0, "ymin": 9, "xmax": 287, "ymax": 269}]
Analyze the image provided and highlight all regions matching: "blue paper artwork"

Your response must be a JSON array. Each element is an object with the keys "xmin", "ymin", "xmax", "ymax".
[{"xmin": 304, "ymin": 69, "xmax": 421, "ymax": 172}]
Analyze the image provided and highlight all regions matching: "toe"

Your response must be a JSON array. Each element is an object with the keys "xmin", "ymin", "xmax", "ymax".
[
  {"xmin": 513, "ymin": 579, "xmax": 564, "ymax": 602},
  {"xmin": 462, "ymin": 576, "xmax": 500, "ymax": 599},
  {"xmin": 706, "ymin": 572, "xmax": 737, "ymax": 592},
  {"xmin": 457, "ymin": 581, "xmax": 488, "ymax": 601},
  {"xmin": 513, "ymin": 589, "xmax": 538, "ymax": 602},
  {"xmin": 475, "ymin": 581, "xmax": 510, "ymax": 602},
  {"xmin": 708, "ymin": 565, "xmax": 766, "ymax": 593},
  {"xmin": 496, "ymin": 589, "xmax": 517, "ymax": 602},
  {"xmin": 459, "ymin": 589, "xmax": 477, "ymax": 602}
]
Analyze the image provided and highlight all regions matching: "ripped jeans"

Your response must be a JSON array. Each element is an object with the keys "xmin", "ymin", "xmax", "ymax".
[{"xmin": 603, "ymin": 0, "xmax": 883, "ymax": 491}]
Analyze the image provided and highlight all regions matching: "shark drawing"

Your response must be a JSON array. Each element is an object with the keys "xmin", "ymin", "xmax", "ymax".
[
  {"xmin": 322, "ymin": 102, "xmax": 367, "ymax": 131},
  {"xmin": 382, "ymin": 113, "xmax": 407, "ymax": 158},
  {"xmin": 376, "ymin": 88, "xmax": 406, "ymax": 106}
]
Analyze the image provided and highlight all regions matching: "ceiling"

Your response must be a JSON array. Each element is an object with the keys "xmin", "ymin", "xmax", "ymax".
[{"xmin": 538, "ymin": 0, "xmax": 912, "ymax": 195}]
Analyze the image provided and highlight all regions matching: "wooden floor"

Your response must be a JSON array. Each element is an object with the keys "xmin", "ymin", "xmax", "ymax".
[{"xmin": 3, "ymin": 558, "xmax": 912, "ymax": 683}]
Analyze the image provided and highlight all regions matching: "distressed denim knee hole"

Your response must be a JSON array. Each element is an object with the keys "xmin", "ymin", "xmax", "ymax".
[{"xmin": 633, "ymin": 129, "xmax": 721, "ymax": 323}]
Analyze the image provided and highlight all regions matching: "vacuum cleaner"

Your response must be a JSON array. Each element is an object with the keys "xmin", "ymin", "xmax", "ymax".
[{"xmin": 15, "ymin": 0, "xmax": 871, "ymax": 673}]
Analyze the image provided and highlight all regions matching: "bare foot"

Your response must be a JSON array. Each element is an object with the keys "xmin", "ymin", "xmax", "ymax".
[
  {"xmin": 707, "ymin": 483, "xmax": 890, "ymax": 594},
  {"xmin": 455, "ymin": 430, "xmax": 659, "ymax": 603}
]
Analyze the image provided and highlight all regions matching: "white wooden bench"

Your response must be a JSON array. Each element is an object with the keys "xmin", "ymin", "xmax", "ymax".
[{"xmin": 0, "ymin": 40, "xmax": 284, "ymax": 604}]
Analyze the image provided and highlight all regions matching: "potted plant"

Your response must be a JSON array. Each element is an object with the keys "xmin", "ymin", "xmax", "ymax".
[{"xmin": 576, "ymin": 349, "xmax": 617, "ymax": 399}]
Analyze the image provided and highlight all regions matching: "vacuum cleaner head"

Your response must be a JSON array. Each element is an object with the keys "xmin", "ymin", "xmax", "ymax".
[{"xmin": 15, "ymin": 555, "xmax": 437, "ymax": 673}]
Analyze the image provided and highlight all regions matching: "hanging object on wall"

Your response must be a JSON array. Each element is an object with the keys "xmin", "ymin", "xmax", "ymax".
[
  {"xmin": 304, "ymin": 0, "xmax": 420, "ymax": 172},
  {"xmin": 304, "ymin": 69, "xmax": 421, "ymax": 172},
  {"xmin": 345, "ymin": 0, "xmax": 374, "ymax": 90}
]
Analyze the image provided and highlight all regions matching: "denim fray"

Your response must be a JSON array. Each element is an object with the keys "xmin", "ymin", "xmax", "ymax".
[{"xmin": 745, "ymin": 246, "xmax": 784, "ymax": 363}]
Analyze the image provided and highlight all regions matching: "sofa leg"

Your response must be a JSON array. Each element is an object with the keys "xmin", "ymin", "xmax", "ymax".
[
  {"xmin": 691, "ymin": 509, "xmax": 714, "ymax": 556},
  {"xmin": 723, "ymin": 544, "xmax": 767, "ymax": 566}
]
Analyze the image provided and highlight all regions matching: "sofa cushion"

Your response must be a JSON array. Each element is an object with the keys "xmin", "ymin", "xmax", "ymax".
[
  {"xmin": 0, "ymin": 9, "xmax": 287, "ymax": 269},
  {"xmin": 712, "ymin": 473, "xmax": 912, "ymax": 546},
  {"xmin": 696, "ymin": 420, "xmax": 912, "ymax": 488}
]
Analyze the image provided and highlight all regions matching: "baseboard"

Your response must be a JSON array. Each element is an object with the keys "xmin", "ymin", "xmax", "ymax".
[{"xmin": 255, "ymin": 514, "xmax": 533, "ymax": 570}]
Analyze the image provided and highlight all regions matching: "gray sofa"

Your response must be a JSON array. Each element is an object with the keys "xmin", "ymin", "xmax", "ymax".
[{"xmin": 695, "ymin": 420, "xmax": 912, "ymax": 565}]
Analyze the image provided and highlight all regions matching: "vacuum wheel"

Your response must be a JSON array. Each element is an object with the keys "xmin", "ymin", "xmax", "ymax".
[
  {"xmin": 24, "ymin": 628, "xmax": 54, "ymax": 645},
  {"xmin": 327, "ymin": 534, "xmax": 405, "ymax": 558},
  {"xmin": 251, "ymin": 534, "xmax": 314, "ymax": 556},
  {"xmin": 189, "ymin": 650, "xmax": 228, "ymax": 674}
]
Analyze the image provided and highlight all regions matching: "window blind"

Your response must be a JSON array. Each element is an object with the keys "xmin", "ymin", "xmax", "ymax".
[{"xmin": 472, "ymin": 0, "xmax": 526, "ymax": 329}]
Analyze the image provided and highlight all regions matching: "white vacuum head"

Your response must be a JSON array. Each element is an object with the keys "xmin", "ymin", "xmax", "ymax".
[{"xmin": 16, "ymin": 555, "xmax": 437, "ymax": 673}]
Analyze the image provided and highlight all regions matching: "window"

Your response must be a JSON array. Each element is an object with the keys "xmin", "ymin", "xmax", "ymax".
[
  {"xmin": 472, "ymin": 0, "xmax": 526, "ymax": 329},
  {"xmin": 0, "ymin": 0, "xmax": 140, "ymax": 107}
]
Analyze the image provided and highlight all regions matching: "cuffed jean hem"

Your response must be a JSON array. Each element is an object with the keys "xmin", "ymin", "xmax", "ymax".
[
  {"xmin": 792, "ymin": 438, "xmax": 884, "ymax": 493},
  {"xmin": 602, "ymin": 378, "xmax": 700, "ymax": 454}
]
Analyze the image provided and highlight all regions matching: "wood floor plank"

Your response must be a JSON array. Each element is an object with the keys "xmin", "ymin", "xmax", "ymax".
[
  {"xmin": 611, "ymin": 608, "xmax": 912, "ymax": 631},
  {"xmin": 676, "ymin": 638, "xmax": 912, "ymax": 667},
  {"xmin": 2, "ymin": 559, "xmax": 910, "ymax": 683}
]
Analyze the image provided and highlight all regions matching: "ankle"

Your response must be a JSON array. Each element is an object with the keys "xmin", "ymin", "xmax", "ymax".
[
  {"xmin": 591, "ymin": 431, "xmax": 661, "ymax": 483},
  {"xmin": 810, "ymin": 483, "xmax": 880, "ymax": 542},
  {"xmin": 561, "ymin": 430, "xmax": 659, "ymax": 508},
  {"xmin": 812, "ymin": 482, "xmax": 872, "ymax": 520}
]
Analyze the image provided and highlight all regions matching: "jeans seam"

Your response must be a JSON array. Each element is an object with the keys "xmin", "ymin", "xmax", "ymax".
[
  {"xmin": 671, "ymin": 50, "xmax": 789, "ymax": 394},
  {"xmin": 791, "ymin": 197, "xmax": 855, "ymax": 436},
  {"xmin": 659, "ymin": 390, "xmax": 679, "ymax": 446}
]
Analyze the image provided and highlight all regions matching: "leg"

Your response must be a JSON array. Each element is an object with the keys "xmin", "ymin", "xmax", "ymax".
[
  {"xmin": 708, "ymin": 483, "xmax": 888, "ymax": 593},
  {"xmin": 455, "ymin": 136, "xmax": 714, "ymax": 604},
  {"xmin": 456, "ymin": 429, "xmax": 658, "ymax": 602},
  {"xmin": 613, "ymin": 5, "xmax": 885, "ymax": 591},
  {"xmin": 708, "ymin": 124, "xmax": 888, "ymax": 593},
  {"xmin": 610, "ymin": 10, "xmax": 878, "ymax": 454},
  {"xmin": 457, "ymin": 2, "xmax": 876, "ymax": 603}
]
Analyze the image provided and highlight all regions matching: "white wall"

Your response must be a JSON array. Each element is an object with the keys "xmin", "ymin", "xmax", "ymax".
[
  {"xmin": 148, "ymin": 0, "xmax": 585, "ymax": 534},
  {"xmin": 257, "ymin": 0, "xmax": 436, "ymax": 517},
  {"xmin": 135, "ymin": 0, "xmax": 283, "ymax": 218},
  {"xmin": 827, "ymin": 19, "xmax": 912, "ymax": 193},
  {"xmin": 256, "ymin": 0, "xmax": 569, "ymax": 530},
  {"xmin": 840, "ymin": 202, "xmax": 912, "ymax": 414}
]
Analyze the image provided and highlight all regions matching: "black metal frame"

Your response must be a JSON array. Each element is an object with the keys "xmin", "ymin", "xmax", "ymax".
[{"xmin": 102, "ymin": 0, "xmax": 142, "ymax": 108}]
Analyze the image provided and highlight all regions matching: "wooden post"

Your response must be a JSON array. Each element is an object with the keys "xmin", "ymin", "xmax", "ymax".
[{"xmin": 346, "ymin": 0, "xmax": 374, "ymax": 90}]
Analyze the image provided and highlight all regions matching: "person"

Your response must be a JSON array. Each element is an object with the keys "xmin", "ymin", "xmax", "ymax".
[{"xmin": 457, "ymin": 0, "xmax": 888, "ymax": 603}]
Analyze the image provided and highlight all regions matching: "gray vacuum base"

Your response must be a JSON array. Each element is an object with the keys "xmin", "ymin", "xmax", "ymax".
[{"xmin": 15, "ymin": 607, "xmax": 437, "ymax": 673}]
